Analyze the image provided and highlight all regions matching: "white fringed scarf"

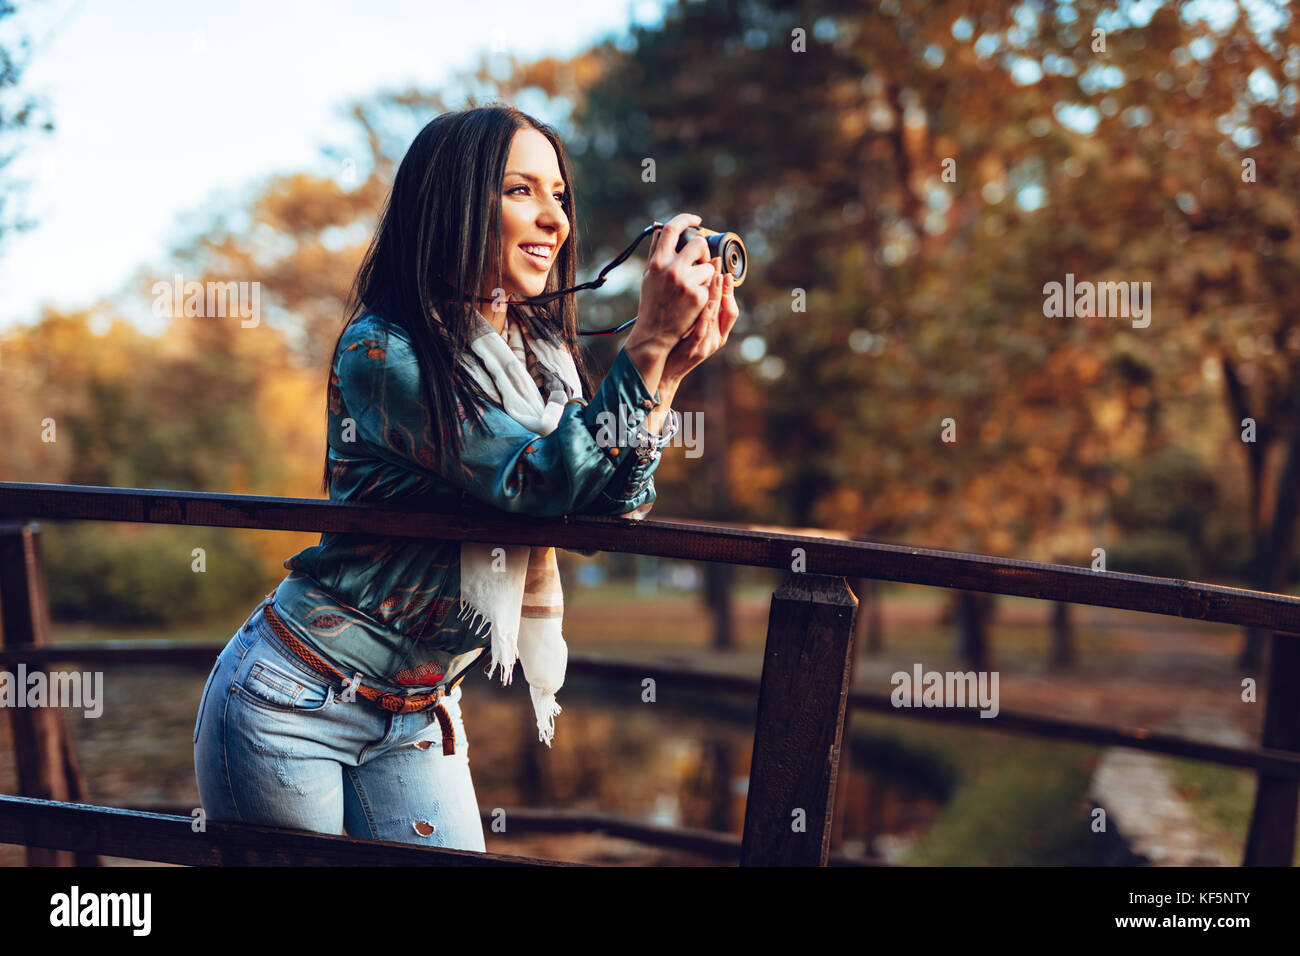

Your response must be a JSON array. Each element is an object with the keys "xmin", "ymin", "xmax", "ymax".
[{"xmin": 453, "ymin": 306, "xmax": 645, "ymax": 746}]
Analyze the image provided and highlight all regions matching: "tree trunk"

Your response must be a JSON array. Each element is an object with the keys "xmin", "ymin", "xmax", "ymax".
[
  {"xmin": 1048, "ymin": 601, "xmax": 1075, "ymax": 671},
  {"xmin": 953, "ymin": 590, "xmax": 994, "ymax": 671},
  {"xmin": 1240, "ymin": 426, "xmax": 1300, "ymax": 863},
  {"xmin": 706, "ymin": 562, "xmax": 735, "ymax": 650},
  {"xmin": 1222, "ymin": 354, "xmax": 1277, "ymax": 670},
  {"xmin": 1241, "ymin": 423, "xmax": 1300, "ymax": 667}
]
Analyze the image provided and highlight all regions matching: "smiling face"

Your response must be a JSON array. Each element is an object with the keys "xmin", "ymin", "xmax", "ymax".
[{"xmin": 481, "ymin": 127, "xmax": 570, "ymax": 310}]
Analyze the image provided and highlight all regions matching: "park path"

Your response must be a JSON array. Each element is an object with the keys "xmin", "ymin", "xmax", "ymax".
[{"xmin": 1087, "ymin": 712, "xmax": 1243, "ymax": 866}]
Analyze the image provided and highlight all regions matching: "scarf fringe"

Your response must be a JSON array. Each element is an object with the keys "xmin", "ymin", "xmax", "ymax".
[
  {"xmin": 457, "ymin": 595, "xmax": 519, "ymax": 687},
  {"xmin": 531, "ymin": 686, "xmax": 563, "ymax": 747},
  {"xmin": 455, "ymin": 597, "xmax": 493, "ymax": 638}
]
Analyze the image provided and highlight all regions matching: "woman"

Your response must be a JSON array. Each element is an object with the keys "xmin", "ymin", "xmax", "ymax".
[{"xmin": 192, "ymin": 104, "xmax": 738, "ymax": 852}]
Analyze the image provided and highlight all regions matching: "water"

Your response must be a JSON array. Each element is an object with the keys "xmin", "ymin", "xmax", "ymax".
[{"xmin": 3, "ymin": 665, "xmax": 947, "ymax": 865}]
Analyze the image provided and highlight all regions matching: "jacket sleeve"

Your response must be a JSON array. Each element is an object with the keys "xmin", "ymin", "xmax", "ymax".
[{"xmin": 333, "ymin": 325, "xmax": 668, "ymax": 518}]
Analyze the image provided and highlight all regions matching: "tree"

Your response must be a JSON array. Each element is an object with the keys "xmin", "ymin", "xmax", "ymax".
[{"xmin": 0, "ymin": 0, "xmax": 54, "ymax": 254}]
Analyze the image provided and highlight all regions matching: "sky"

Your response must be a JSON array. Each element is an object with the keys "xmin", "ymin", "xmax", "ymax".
[{"xmin": 0, "ymin": 0, "xmax": 668, "ymax": 333}]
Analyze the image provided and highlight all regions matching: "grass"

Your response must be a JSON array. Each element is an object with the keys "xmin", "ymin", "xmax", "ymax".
[
  {"xmin": 1164, "ymin": 757, "xmax": 1300, "ymax": 863},
  {"xmin": 902, "ymin": 737, "xmax": 1105, "ymax": 866}
]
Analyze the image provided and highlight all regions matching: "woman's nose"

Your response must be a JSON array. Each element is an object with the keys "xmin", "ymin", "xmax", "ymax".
[{"xmin": 540, "ymin": 195, "xmax": 566, "ymax": 225}]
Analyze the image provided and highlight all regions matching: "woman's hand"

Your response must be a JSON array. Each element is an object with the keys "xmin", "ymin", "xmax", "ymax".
[
  {"xmin": 630, "ymin": 213, "xmax": 717, "ymax": 350},
  {"xmin": 624, "ymin": 214, "xmax": 717, "ymax": 395},
  {"xmin": 636, "ymin": 256, "xmax": 737, "ymax": 438},
  {"xmin": 659, "ymin": 255, "xmax": 738, "ymax": 388}
]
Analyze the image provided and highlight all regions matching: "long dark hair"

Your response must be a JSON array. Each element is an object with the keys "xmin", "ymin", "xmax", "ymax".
[{"xmin": 321, "ymin": 103, "xmax": 597, "ymax": 494}]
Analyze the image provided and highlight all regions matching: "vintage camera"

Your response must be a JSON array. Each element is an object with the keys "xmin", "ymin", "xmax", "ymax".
[{"xmin": 670, "ymin": 226, "xmax": 747, "ymax": 287}]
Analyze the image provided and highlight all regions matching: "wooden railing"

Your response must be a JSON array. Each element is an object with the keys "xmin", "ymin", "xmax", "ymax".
[{"xmin": 1, "ymin": 480, "xmax": 1298, "ymax": 866}]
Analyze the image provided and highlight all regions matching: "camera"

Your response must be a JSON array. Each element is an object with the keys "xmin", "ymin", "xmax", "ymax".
[{"xmin": 669, "ymin": 226, "xmax": 747, "ymax": 287}]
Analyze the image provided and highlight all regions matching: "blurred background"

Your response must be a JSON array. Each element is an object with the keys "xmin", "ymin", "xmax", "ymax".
[{"xmin": 2, "ymin": 0, "xmax": 1298, "ymax": 865}]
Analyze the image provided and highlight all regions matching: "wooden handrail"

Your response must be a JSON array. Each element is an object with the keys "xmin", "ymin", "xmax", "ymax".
[
  {"xmin": 0, "ymin": 796, "xmax": 571, "ymax": 866},
  {"xmin": 2, "ymin": 481, "xmax": 1300, "ymax": 635}
]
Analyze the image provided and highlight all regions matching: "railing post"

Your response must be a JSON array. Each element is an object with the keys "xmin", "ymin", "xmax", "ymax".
[
  {"xmin": 1243, "ymin": 630, "xmax": 1300, "ymax": 865},
  {"xmin": 0, "ymin": 520, "xmax": 99, "ymax": 866},
  {"xmin": 741, "ymin": 572, "xmax": 857, "ymax": 866},
  {"xmin": 830, "ymin": 581, "xmax": 863, "ymax": 852}
]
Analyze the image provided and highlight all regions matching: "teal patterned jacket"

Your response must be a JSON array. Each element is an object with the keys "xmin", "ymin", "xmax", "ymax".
[{"xmin": 271, "ymin": 310, "xmax": 665, "ymax": 692}]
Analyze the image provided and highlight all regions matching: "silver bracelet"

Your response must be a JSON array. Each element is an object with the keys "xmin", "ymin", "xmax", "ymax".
[{"xmin": 632, "ymin": 408, "xmax": 679, "ymax": 461}]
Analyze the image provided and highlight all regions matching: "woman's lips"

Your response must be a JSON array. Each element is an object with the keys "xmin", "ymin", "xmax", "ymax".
[{"xmin": 520, "ymin": 245, "xmax": 552, "ymax": 268}]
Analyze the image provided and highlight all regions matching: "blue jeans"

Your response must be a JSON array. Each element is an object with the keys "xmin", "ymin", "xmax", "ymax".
[{"xmin": 193, "ymin": 597, "xmax": 487, "ymax": 851}]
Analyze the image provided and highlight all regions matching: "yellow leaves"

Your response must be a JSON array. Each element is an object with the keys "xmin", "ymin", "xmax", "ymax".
[
  {"xmin": 1092, "ymin": 394, "xmax": 1127, "ymax": 433},
  {"xmin": 838, "ymin": 108, "xmax": 867, "ymax": 139},
  {"xmin": 1072, "ymin": 350, "xmax": 1103, "ymax": 385},
  {"xmin": 257, "ymin": 370, "xmax": 324, "ymax": 485},
  {"xmin": 812, "ymin": 487, "xmax": 865, "ymax": 532},
  {"xmin": 1024, "ymin": 444, "xmax": 1054, "ymax": 470},
  {"xmin": 566, "ymin": 49, "xmax": 607, "ymax": 93},
  {"xmin": 976, "ymin": 154, "xmax": 1005, "ymax": 185},
  {"xmin": 255, "ymin": 173, "xmax": 354, "ymax": 232},
  {"xmin": 726, "ymin": 438, "xmax": 782, "ymax": 513}
]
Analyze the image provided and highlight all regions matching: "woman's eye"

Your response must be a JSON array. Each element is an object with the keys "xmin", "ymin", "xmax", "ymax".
[{"xmin": 507, "ymin": 185, "xmax": 566, "ymax": 202}]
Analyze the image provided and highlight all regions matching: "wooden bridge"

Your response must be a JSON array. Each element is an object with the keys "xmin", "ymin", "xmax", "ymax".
[{"xmin": 1, "ymin": 480, "xmax": 1298, "ymax": 866}]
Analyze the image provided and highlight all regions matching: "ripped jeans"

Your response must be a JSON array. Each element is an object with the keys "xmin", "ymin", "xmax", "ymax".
[{"xmin": 193, "ymin": 596, "xmax": 487, "ymax": 851}]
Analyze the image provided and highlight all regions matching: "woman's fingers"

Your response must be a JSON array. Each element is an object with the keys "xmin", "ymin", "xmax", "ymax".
[
  {"xmin": 701, "ymin": 261, "xmax": 724, "ymax": 333},
  {"xmin": 684, "ymin": 259, "xmax": 722, "ymax": 338},
  {"xmin": 719, "ymin": 274, "xmax": 738, "ymax": 341},
  {"xmin": 683, "ymin": 259, "xmax": 719, "ymax": 291},
  {"xmin": 651, "ymin": 213, "xmax": 702, "ymax": 271},
  {"xmin": 659, "ymin": 254, "xmax": 738, "ymax": 380},
  {"xmin": 644, "ymin": 222, "xmax": 662, "ymax": 266}
]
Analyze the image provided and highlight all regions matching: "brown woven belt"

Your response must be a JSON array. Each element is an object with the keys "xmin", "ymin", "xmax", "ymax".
[{"xmin": 261, "ymin": 599, "xmax": 457, "ymax": 756}]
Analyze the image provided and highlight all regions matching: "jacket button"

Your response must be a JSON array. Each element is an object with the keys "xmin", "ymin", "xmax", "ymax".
[{"xmin": 609, "ymin": 447, "xmax": 619, "ymax": 457}]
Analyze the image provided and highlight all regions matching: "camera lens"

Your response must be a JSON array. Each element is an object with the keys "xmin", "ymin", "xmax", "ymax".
[{"xmin": 724, "ymin": 239, "xmax": 745, "ymax": 282}]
